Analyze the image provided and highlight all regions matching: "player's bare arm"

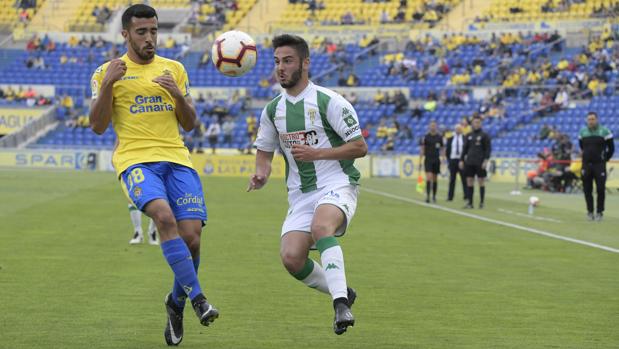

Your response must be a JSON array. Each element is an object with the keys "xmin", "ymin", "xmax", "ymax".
[
  {"xmin": 291, "ymin": 138, "xmax": 367, "ymax": 162},
  {"xmin": 247, "ymin": 150, "xmax": 274, "ymax": 191},
  {"xmin": 152, "ymin": 74, "xmax": 197, "ymax": 131},
  {"xmin": 89, "ymin": 58, "xmax": 126, "ymax": 134}
]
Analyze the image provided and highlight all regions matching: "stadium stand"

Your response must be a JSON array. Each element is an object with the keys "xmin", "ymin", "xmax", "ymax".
[
  {"xmin": 0, "ymin": 0, "xmax": 615, "ymax": 162},
  {"xmin": 191, "ymin": 0, "xmax": 258, "ymax": 32},
  {"xmin": 0, "ymin": 0, "xmax": 44, "ymax": 32},
  {"xmin": 477, "ymin": 0, "xmax": 619, "ymax": 23},
  {"xmin": 279, "ymin": 0, "xmax": 460, "ymax": 27},
  {"xmin": 10, "ymin": 28, "xmax": 617, "ymax": 158}
]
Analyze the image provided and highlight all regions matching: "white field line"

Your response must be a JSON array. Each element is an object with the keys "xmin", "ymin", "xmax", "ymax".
[
  {"xmin": 362, "ymin": 187, "xmax": 619, "ymax": 255},
  {"xmin": 496, "ymin": 208, "xmax": 563, "ymax": 223}
]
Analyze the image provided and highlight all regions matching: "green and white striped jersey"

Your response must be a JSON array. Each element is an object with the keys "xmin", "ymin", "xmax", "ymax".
[{"xmin": 255, "ymin": 82, "xmax": 363, "ymax": 193}]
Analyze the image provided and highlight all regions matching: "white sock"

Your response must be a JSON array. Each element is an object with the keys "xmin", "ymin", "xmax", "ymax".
[
  {"xmin": 317, "ymin": 237, "xmax": 348, "ymax": 300},
  {"xmin": 147, "ymin": 218, "xmax": 157, "ymax": 235},
  {"xmin": 128, "ymin": 204, "xmax": 143, "ymax": 235},
  {"xmin": 295, "ymin": 259, "xmax": 329, "ymax": 294}
]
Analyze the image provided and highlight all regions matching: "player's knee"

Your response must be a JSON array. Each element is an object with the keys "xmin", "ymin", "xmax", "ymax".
[
  {"xmin": 310, "ymin": 223, "xmax": 335, "ymax": 240},
  {"xmin": 280, "ymin": 249, "xmax": 305, "ymax": 273},
  {"xmin": 184, "ymin": 235, "xmax": 201, "ymax": 256},
  {"xmin": 152, "ymin": 210, "xmax": 176, "ymax": 233}
]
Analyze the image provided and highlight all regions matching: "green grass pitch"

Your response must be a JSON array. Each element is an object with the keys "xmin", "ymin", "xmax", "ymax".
[{"xmin": 0, "ymin": 169, "xmax": 618, "ymax": 349}]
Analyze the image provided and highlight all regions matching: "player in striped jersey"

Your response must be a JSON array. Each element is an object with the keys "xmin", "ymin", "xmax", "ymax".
[{"xmin": 248, "ymin": 34, "xmax": 368, "ymax": 335}]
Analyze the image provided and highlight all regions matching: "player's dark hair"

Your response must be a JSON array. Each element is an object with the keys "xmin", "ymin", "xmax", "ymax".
[
  {"xmin": 272, "ymin": 34, "xmax": 310, "ymax": 60},
  {"xmin": 587, "ymin": 111, "xmax": 598, "ymax": 118},
  {"xmin": 122, "ymin": 4, "xmax": 158, "ymax": 30}
]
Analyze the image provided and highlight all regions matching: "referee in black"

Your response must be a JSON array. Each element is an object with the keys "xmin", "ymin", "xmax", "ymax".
[
  {"xmin": 579, "ymin": 111, "xmax": 615, "ymax": 221},
  {"xmin": 419, "ymin": 120, "xmax": 444, "ymax": 203},
  {"xmin": 459, "ymin": 116, "xmax": 491, "ymax": 209}
]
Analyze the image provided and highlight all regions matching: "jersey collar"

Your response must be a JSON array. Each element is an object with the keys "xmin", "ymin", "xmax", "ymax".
[
  {"xmin": 283, "ymin": 81, "xmax": 314, "ymax": 104},
  {"xmin": 122, "ymin": 53, "xmax": 159, "ymax": 66}
]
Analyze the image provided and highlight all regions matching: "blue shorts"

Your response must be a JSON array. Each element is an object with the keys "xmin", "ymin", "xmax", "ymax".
[{"xmin": 121, "ymin": 162, "xmax": 207, "ymax": 222}]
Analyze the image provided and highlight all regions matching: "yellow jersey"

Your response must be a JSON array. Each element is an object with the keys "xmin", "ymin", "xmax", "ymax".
[{"xmin": 91, "ymin": 54, "xmax": 193, "ymax": 176}]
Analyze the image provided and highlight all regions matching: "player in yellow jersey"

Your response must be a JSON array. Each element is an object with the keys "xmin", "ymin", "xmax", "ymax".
[{"xmin": 88, "ymin": 5, "xmax": 218, "ymax": 346}]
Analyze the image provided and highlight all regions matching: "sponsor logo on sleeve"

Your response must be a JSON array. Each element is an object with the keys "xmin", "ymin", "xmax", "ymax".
[{"xmin": 342, "ymin": 107, "xmax": 358, "ymax": 127}]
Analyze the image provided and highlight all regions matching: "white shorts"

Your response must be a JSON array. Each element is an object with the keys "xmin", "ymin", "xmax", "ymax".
[{"xmin": 281, "ymin": 184, "xmax": 359, "ymax": 237}]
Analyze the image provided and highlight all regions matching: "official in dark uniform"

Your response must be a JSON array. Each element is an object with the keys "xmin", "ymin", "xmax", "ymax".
[
  {"xmin": 419, "ymin": 120, "xmax": 444, "ymax": 203},
  {"xmin": 445, "ymin": 124, "xmax": 466, "ymax": 201},
  {"xmin": 459, "ymin": 117, "xmax": 491, "ymax": 209},
  {"xmin": 579, "ymin": 111, "xmax": 615, "ymax": 221}
]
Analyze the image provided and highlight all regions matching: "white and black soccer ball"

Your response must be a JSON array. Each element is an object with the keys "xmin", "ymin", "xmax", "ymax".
[{"xmin": 211, "ymin": 30, "xmax": 257, "ymax": 77}]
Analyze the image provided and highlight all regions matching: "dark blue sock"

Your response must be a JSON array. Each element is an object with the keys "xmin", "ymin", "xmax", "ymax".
[
  {"xmin": 161, "ymin": 238, "xmax": 202, "ymax": 302},
  {"xmin": 171, "ymin": 256, "xmax": 200, "ymax": 308}
]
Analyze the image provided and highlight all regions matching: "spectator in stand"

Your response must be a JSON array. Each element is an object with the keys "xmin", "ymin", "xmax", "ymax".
[
  {"xmin": 393, "ymin": 90, "xmax": 408, "ymax": 113},
  {"xmin": 387, "ymin": 119, "xmax": 399, "ymax": 139},
  {"xmin": 341, "ymin": 11, "xmax": 354, "ymax": 25},
  {"xmin": 346, "ymin": 92, "xmax": 358, "ymax": 106},
  {"xmin": 205, "ymin": 119, "xmax": 221, "ymax": 154},
  {"xmin": 412, "ymin": 5, "xmax": 424, "ymax": 22},
  {"xmin": 382, "ymin": 135, "xmax": 395, "ymax": 152},
  {"xmin": 538, "ymin": 91, "xmax": 555, "ymax": 116},
  {"xmin": 61, "ymin": 94, "xmax": 74, "ymax": 114},
  {"xmin": 19, "ymin": 8, "xmax": 30, "ymax": 24},
  {"xmin": 424, "ymin": 9, "xmax": 439, "ymax": 26},
  {"xmin": 222, "ymin": 116, "xmax": 235, "ymax": 145},
  {"xmin": 374, "ymin": 90, "xmax": 387, "ymax": 105},
  {"xmin": 423, "ymin": 92, "xmax": 437, "ymax": 112},
  {"xmin": 176, "ymin": 40, "xmax": 191, "ymax": 60},
  {"xmin": 190, "ymin": 120, "xmax": 205, "ymax": 153},
  {"xmin": 245, "ymin": 113, "xmax": 257, "ymax": 154},
  {"xmin": 538, "ymin": 123, "xmax": 553, "ymax": 140},
  {"xmin": 376, "ymin": 119, "xmax": 389, "ymax": 139},
  {"xmin": 32, "ymin": 56, "xmax": 46, "ymax": 70},
  {"xmin": 554, "ymin": 87, "xmax": 569, "ymax": 109},
  {"xmin": 361, "ymin": 122, "xmax": 372, "ymax": 139},
  {"xmin": 199, "ymin": 51, "xmax": 210, "ymax": 67},
  {"xmin": 26, "ymin": 34, "xmax": 40, "ymax": 51},
  {"xmin": 346, "ymin": 71, "xmax": 360, "ymax": 87},
  {"xmin": 398, "ymin": 124, "xmax": 413, "ymax": 141},
  {"xmin": 393, "ymin": 6, "xmax": 406, "ymax": 23},
  {"xmin": 379, "ymin": 9, "xmax": 390, "ymax": 24},
  {"xmin": 4, "ymin": 86, "xmax": 15, "ymax": 101},
  {"xmin": 460, "ymin": 117, "xmax": 471, "ymax": 134},
  {"xmin": 164, "ymin": 36, "xmax": 177, "ymax": 49}
]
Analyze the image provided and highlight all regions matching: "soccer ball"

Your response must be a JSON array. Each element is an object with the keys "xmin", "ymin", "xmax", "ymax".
[
  {"xmin": 529, "ymin": 196, "xmax": 540, "ymax": 206},
  {"xmin": 211, "ymin": 30, "xmax": 257, "ymax": 77}
]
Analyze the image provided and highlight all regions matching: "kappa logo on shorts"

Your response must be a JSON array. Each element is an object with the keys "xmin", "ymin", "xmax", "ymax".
[
  {"xmin": 324, "ymin": 190, "xmax": 340, "ymax": 199},
  {"xmin": 133, "ymin": 187, "xmax": 142, "ymax": 197}
]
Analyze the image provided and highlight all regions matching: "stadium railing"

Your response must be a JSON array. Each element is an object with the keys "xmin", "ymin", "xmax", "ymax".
[{"xmin": 0, "ymin": 106, "xmax": 56, "ymax": 148}]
